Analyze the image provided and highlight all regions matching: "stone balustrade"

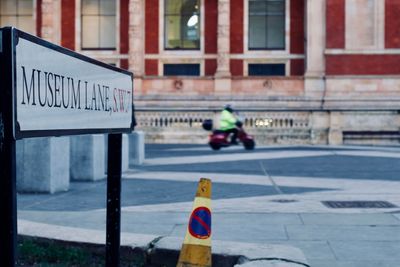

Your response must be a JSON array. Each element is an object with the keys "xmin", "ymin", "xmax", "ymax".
[{"xmin": 135, "ymin": 109, "xmax": 400, "ymax": 146}]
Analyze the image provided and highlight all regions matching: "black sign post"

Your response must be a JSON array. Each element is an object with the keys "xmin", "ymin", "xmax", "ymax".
[
  {"xmin": 0, "ymin": 27, "xmax": 134, "ymax": 267},
  {"xmin": 0, "ymin": 27, "xmax": 18, "ymax": 267},
  {"xmin": 106, "ymin": 133, "xmax": 122, "ymax": 267}
]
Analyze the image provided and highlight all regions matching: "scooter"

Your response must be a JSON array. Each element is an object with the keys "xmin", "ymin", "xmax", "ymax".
[{"xmin": 202, "ymin": 119, "xmax": 255, "ymax": 150}]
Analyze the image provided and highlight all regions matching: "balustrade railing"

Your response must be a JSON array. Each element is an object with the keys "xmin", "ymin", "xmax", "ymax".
[
  {"xmin": 136, "ymin": 111, "xmax": 310, "ymax": 129},
  {"xmin": 135, "ymin": 110, "xmax": 313, "ymax": 144}
]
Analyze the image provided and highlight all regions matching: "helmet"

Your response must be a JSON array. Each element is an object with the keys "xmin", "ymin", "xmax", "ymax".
[{"xmin": 224, "ymin": 104, "xmax": 233, "ymax": 113}]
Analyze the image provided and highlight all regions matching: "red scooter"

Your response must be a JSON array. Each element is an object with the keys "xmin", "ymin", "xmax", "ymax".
[{"xmin": 202, "ymin": 119, "xmax": 255, "ymax": 150}]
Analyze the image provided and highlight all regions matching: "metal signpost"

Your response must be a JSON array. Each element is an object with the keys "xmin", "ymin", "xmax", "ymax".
[{"xmin": 0, "ymin": 27, "xmax": 134, "ymax": 267}]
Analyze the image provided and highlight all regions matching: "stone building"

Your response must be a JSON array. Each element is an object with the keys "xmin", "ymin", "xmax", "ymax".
[{"xmin": 1, "ymin": 0, "xmax": 400, "ymax": 145}]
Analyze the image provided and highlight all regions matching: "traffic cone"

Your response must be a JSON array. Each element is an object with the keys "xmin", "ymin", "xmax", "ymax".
[{"xmin": 177, "ymin": 178, "xmax": 212, "ymax": 267}]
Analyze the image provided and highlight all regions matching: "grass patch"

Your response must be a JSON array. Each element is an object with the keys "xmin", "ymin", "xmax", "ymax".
[{"xmin": 17, "ymin": 236, "xmax": 146, "ymax": 267}]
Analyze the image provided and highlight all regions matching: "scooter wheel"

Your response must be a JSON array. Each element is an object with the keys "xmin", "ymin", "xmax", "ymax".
[
  {"xmin": 243, "ymin": 140, "xmax": 255, "ymax": 150},
  {"xmin": 209, "ymin": 143, "xmax": 221, "ymax": 150}
]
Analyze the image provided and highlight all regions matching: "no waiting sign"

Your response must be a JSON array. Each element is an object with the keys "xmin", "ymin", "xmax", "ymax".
[{"xmin": 1, "ymin": 27, "xmax": 134, "ymax": 139}]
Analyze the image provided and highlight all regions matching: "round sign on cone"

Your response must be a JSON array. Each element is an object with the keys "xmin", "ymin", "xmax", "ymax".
[{"xmin": 177, "ymin": 178, "xmax": 212, "ymax": 267}]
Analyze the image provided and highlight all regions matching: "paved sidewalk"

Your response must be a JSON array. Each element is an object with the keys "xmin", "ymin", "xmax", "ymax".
[{"xmin": 18, "ymin": 145, "xmax": 400, "ymax": 266}]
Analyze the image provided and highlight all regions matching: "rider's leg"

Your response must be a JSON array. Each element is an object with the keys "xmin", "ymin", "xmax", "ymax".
[{"xmin": 228, "ymin": 128, "xmax": 239, "ymax": 144}]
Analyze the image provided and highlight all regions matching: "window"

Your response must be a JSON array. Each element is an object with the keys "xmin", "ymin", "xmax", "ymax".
[
  {"xmin": 165, "ymin": 0, "xmax": 200, "ymax": 50},
  {"xmin": 164, "ymin": 64, "xmax": 200, "ymax": 76},
  {"xmin": 81, "ymin": 0, "xmax": 116, "ymax": 50},
  {"xmin": 248, "ymin": 64, "xmax": 285, "ymax": 76},
  {"xmin": 0, "ymin": 0, "xmax": 33, "ymax": 34},
  {"xmin": 249, "ymin": 0, "xmax": 285, "ymax": 50}
]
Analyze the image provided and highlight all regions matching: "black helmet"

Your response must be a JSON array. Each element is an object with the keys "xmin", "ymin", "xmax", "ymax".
[{"xmin": 224, "ymin": 104, "xmax": 233, "ymax": 113}]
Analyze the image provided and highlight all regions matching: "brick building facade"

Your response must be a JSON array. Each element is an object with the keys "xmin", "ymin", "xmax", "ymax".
[{"xmin": 1, "ymin": 0, "xmax": 400, "ymax": 145}]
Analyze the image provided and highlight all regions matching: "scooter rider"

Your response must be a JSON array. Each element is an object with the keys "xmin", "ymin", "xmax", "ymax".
[{"xmin": 218, "ymin": 104, "xmax": 241, "ymax": 145}]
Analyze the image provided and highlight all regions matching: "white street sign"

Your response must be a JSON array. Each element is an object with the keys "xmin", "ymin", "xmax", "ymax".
[{"xmin": 15, "ymin": 34, "xmax": 133, "ymax": 134}]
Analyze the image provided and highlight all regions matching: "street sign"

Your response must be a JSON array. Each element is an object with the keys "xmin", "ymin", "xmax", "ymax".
[
  {"xmin": 4, "ymin": 27, "xmax": 133, "ymax": 139},
  {"xmin": 0, "ymin": 27, "xmax": 133, "ymax": 267}
]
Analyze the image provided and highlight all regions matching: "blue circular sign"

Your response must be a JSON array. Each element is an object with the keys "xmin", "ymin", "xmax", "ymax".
[{"xmin": 188, "ymin": 207, "xmax": 211, "ymax": 239}]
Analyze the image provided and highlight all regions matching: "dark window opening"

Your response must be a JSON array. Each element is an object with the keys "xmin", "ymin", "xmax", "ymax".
[
  {"xmin": 248, "ymin": 63, "xmax": 285, "ymax": 76},
  {"xmin": 164, "ymin": 64, "xmax": 200, "ymax": 76}
]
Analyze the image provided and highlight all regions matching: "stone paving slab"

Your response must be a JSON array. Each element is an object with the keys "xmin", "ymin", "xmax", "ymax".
[
  {"xmin": 286, "ymin": 225, "xmax": 400, "ymax": 241},
  {"xmin": 329, "ymin": 241, "xmax": 400, "ymax": 260},
  {"xmin": 300, "ymin": 213, "xmax": 400, "ymax": 225},
  {"xmin": 308, "ymin": 260, "xmax": 400, "ymax": 267},
  {"xmin": 259, "ymin": 241, "xmax": 336, "ymax": 261},
  {"xmin": 215, "ymin": 213, "xmax": 303, "ymax": 225},
  {"xmin": 234, "ymin": 260, "xmax": 307, "ymax": 267}
]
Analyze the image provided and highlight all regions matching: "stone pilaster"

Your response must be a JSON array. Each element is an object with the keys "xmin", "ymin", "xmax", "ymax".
[
  {"xmin": 215, "ymin": 0, "xmax": 231, "ymax": 94},
  {"xmin": 305, "ymin": 0, "xmax": 326, "ymax": 99},
  {"xmin": 129, "ymin": 0, "xmax": 145, "ymax": 94},
  {"xmin": 328, "ymin": 112, "xmax": 343, "ymax": 145},
  {"xmin": 41, "ymin": 0, "xmax": 61, "ymax": 44}
]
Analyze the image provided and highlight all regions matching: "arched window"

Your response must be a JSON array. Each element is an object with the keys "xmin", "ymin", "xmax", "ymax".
[{"xmin": 164, "ymin": 0, "xmax": 200, "ymax": 50}]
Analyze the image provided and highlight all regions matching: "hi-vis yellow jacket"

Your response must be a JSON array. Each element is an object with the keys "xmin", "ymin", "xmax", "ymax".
[{"xmin": 219, "ymin": 109, "xmax": 238, "ymax": 131}]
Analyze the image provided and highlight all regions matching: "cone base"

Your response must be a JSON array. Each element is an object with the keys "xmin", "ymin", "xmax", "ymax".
[{"xmin": 176, "ymin": 244, "xmax": 211, "ymax": 267}]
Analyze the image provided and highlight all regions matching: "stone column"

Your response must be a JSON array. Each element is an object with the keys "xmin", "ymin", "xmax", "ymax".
[
  {"xmin": 214, "ymin": 0, "xmax": 231, "ymax": 94},
  {"xmin": 305, "ymin": 0, "xmax": 326, "ymax": 99},
  {"xmin": 41, "ymin": 0, "xmax": 61, "ymax": 44},
  {"xmin": 129, "ymin": 0, "xmax": 145, "ymax": 95}
]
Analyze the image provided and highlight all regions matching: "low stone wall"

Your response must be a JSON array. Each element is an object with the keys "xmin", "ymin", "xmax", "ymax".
[{"xmin": 135, "ymin": 109, "xmax": 400, "ymax": 146}]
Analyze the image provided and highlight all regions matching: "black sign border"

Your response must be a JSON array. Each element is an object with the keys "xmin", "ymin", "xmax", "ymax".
[{"xmin": 6, "ymin": 28, "xmax": 135, "ymax": 140}]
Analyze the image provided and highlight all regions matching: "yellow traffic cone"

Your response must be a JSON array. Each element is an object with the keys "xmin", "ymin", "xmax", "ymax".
[{"xmin": 177, "ymin": 178, "xmax": 212, "ymax": 267}]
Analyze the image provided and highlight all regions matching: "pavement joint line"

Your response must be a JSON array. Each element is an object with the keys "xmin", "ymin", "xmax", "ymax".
[
  {"xmin": 168, "ymin": 224, "xmax": 182, "ymax": 236},
  {"xmin": 283, "ymin": 225, "xmax": 290, "ymax": 241},
  {"xmin": 259, "ymin": 160, "xmax": 283, "ymax": 194},
  {"xmin": 298, "ymin": 214, "xmax": 306, "ymax": 225},
  {"xmin": 326, "ymin": 240, "xmax": 339, "ymax": 261}
]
